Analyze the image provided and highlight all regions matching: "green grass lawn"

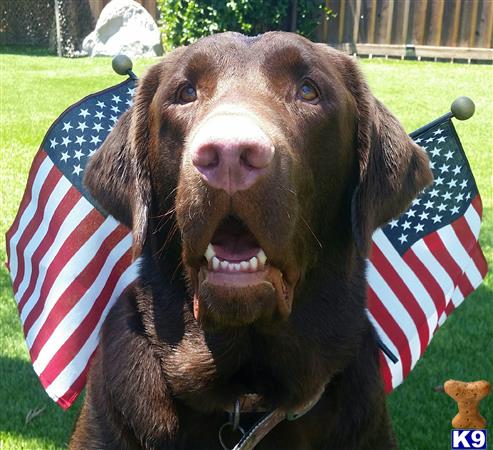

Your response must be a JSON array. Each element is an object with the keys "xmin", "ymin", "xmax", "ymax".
[{"xmin": 0, "ymin": 49, "xmax": 492, "ymax": 450}]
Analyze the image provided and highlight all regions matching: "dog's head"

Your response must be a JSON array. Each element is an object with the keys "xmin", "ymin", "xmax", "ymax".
[{"xmin": 85, "ymin": 32, "xmax": 432, "ymax": 330}]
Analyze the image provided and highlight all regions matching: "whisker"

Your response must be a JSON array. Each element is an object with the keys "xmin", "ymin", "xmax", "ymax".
[{"xmin": 300, "ymin": 215, "xmax": 323, "ymax": 249}]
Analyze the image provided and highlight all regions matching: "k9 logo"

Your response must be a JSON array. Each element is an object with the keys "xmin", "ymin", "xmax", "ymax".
[{"xmin": 451, "ymin": 429, "xmax": 487, "ymax": 449}]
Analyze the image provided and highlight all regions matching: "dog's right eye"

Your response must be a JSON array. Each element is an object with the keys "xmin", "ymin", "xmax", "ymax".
[{"xmin": 178, "ymin": 84, "xmax": 197, "ymax": 103}]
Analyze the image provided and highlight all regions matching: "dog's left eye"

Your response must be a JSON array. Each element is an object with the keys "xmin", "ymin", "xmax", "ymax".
[
  {"xmin": 298, "ymin": 81, "xmax": 319, "ymax": 103},
  {"xmin": 178, "ymin": 84, "xmax": 197, "ymax": 103}
]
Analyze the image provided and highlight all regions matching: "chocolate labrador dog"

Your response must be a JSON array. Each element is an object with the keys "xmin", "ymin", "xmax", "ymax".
[{"xmin": 70, "ymin": 32, "xmax": 432, "ymax": 449}]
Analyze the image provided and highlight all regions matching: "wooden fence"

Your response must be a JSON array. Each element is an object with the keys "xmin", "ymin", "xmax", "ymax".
[{"xmin": 318, "ymin": 0, "xmax": 493, "ymax": 61}]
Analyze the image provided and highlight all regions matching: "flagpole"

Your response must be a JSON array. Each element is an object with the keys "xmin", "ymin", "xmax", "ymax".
[
  {"xmin": 409, "ymin": 96, "xmax": 475, "ymax": 139},
  {"xmin": 112, "ymin": 55, "xmax": 138, "ymax": 80}
]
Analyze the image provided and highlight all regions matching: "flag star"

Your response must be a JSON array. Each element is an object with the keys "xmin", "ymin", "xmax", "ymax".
[
  {"xmin": 406, "ymin": 209, "xmax": 416, "ymax": 218},
  {"xmin": 444, "ymin": 150, "xmax": 454, "ymax": 160},
  {"xmin": 96, "ymin": 100, "xmax": 106, "ymax": 108},
  {"xmin": 61, "ymin": 136, "xmax": 71, "ymax": 147},
  {"xmin": 88, "ymin": 148, "xmax": 96, "ymax": 156},
  {"xmin": 75, "ymin": 135, "xmax": 86, "ymax": 146},
  {"xmin": 111, "ymin": 95, "xmax": 121, "ymax": 103},
  {"xmin": 73, "ymin": 164, "xmax": 83, "ymax": 176},
  {"xmin": 389, "ymin": 219, "xmax": 399, "ymax": 229},
  {"xmin": 60, "ymin": 151, "xmax": 70, "ymax": 162},
  {"xmin": 111, "ymin": 105, "xmax": 120, "ymax": 114},
  {"xmin": 439, "ymin": 163, "xmax": 449, "ymax": 173},
  {"xmin": 429, "ymin": 160, "xmax": 435, "ymax": 169},
  {"xmin": 402, "ymin": 220, "xmax": 411, "ymax": 230},
  {"xmin": 108, "ymin": 125, "xmax": 114, "ymax": 132},
  {"xmin": 126, "ymin": 98, "xmax": 133, "ymax": 106},
  {"xmin": 412, "ymin": 198, "xmax": 421, "ymax": 206},
  {"xmin": 419, "ymin": 211, "xmax": 429, "ymax": 221},
  {"xmin": 110, "ymin": 115, "xmax": 118, "ymax": 123},
  {"xmin": 77, "ymin": 122, "xmax": 88, "ymax": 132},
  {"xmin": 49, "ymin": 137, "xmax": 58, "ymax": 149},
  {"xmin": 74, "ymin": 149, "xmax": 84, "ymax": 160},
  {"xmin": 442, "ymin": 191, "xmax": 452, "ymax": 201},
  {"xmin": 93, "ymin": 122, "xmax": 103, "ymax": 132},
  {"xmin": 414, "ymin": 223, "xmax": 424, "ymax": 233},
  {"xmin": 424, "ymin": 200, "xmax": 434, "ymax": 209},
  {"xmin": 414, "ymin": 138, "xmax": 422, "ymax": 144},
  {"xmin": 425, "ymin": 137, "xmax": 434, "ymax": 143},
  {"xmin": 422, "ymin": 146, "xmax": 428, "ymax": 152},
  {"xmin": 62, "ymin": 121, "xmax": 73, "ymax": 132},
  {"xmin": 436, "ymin": 136, "xmax": 446, "ymax": 144},
  {"xmin": 398, "ymin": 234, "xmax": 408, "ymax": 244},
  {"xmin": 451, "ymin": 206, "xmax": 460, "ymax": 214},
  {"xmin": 433, "ymin": 128, "xmax": 444, "ymax": 135},
  {"xmin": 447, "ymin": 178, "xmax": 457, "ymax": 188},
  {"xmin": 79, "ymin": 108, "xmax": 90, "ymax": 118},
  {"xmin": 429, "ymin": 188, "xmax": 439, "ymax": 198},
  {"xmin": 430, "ymin": 147, "xmax": 441, "ymax": 157},
  {"xmin": 465, "ymin": 192, "xmax": 471, "ymax": 200},
  {"xmin": 455, "ymin": 193, "xmax": 464, "ymax": 202},
  {"xmin": 127, "ymin": 87, "xmax": 136, "ymax": 96},
  {"xmin": 432, "ymin": 214, "xmax": 442, "ymax": 223},
  {"xmin": 90, "ymin": 135, "xmax": 102, "ymax": 145},
  {"xmin": 434, "ymin": 176, "xmax": 444, "ymax": 186},
  {"xmin": 452, "ymin": 165, "xmax": 461, "ymax": 175},
  {"xmin": 95, "ymin": 111, "xmax": 105, "ymax": 120},
  {"xmin": 437, "ymin": 203, "xmax": 447, "ymax": 212}
]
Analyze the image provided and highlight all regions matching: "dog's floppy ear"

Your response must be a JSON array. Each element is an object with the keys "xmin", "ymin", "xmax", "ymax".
[
  {"xmin": 84, "ymin": 64, "xmax": 162, "ymax": 258},
  {"xmin": 340, "ymin": 54, "xmax": 433, "ymax": 253}
]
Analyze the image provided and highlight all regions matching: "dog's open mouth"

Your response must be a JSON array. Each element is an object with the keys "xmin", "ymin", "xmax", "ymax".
[
  {"xmin": 191, "ymin": 215, "xmax": 295, "ymax": 325},
  {"xmin": 204, "ymin": 215, "xmax": 267, "ymax": 283}
]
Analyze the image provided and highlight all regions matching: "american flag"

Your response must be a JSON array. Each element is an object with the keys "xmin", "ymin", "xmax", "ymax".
[
  {"xmin": 5, "ymin": 79, "xmax": 488, "ymax": 408},
  {"xmin": 5, "ymin": 79, "xmax": 138, "ymax": 408},
  {"xmin": 368, "ymin": 119, "xmax": 488, "ymax": 393}
]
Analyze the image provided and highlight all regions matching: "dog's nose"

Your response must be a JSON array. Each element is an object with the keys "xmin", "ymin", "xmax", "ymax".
[{"xmin": 190, "ymin": 112, "xmax": 274, "ymax": 194}]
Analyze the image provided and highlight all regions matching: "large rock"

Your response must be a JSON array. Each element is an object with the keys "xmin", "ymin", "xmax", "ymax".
[{"xmin": 83, "ymin": 0, "xmax": 163, "ymax": 57}]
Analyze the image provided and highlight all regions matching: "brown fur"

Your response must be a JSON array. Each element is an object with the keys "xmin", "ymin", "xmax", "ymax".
[{"xmin": 70, "ymin": 32, "xmax": 432, "ymax": 449}]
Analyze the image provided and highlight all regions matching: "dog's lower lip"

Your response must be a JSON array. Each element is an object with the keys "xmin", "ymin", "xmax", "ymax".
[{"xmin": 203, "ymin": 267, "xmax": 271, "ymax": 287}]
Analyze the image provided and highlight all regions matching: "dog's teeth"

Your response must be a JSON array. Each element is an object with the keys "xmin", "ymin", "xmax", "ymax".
[
  {"xmin": 220, "ymin": 260, "xmax": 229, "ymax": 270},
  {"xmin": 212, "ymin": 256, "xmax": 220, "ymax": 271},
  {"xmin": 227, "ymin": 262, "xmax": 235, "ymax": 272},
  {"xmin": 257, "ymin": 249, "xmax": 267, "ymax": 266},
  {"xmin": 249, "ymin": 256, "xmax": 258, "ymax": 271},
  {"xmin": 240, "ymin": 261, "xmax": 249, "ymax": 272},
  {"xmin": 233, "ymin": 263, "xmax": 241, "ymax": 272},
  {"xmin": 205, "ymin": 244, "xmax": 215, "ymax": 262}
]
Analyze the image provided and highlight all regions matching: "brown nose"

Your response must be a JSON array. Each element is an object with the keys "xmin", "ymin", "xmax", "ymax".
[{"xmin": 189, "ymin": 110, "xmax": 274, "ymax": 194}]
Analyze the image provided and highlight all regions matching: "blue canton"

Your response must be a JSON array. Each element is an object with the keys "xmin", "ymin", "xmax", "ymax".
[
  {"xmin": 43, "ymin": 78, "xmax": 136, "ymax": 210},
  {"xmin": 382, "ymin": 120, "xmax": 478, "ymax": 255}
]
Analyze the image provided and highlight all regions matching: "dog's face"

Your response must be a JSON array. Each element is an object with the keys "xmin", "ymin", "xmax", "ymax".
[{"xmin": 85, "ymin": 32, "xmax": 432, "ymax": 330}]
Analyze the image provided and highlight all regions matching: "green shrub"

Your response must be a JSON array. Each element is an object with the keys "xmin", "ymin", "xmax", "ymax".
[{"xmin": 157, "ymin": 0, "xmax": 329, "ymax": 50}]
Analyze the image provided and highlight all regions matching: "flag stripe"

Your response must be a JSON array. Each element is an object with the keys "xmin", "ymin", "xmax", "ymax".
[
  {"xmin": 370, "ymin": 244, "xmax": 430, "ymax": 355},
  {"xmin": 17, "ymin": 194, "xmax": 95, "ymax": 315},
  {"xmin": 37, "ymin": 245, "xmax": 133, "ymax": 380},
  {"xmin": 30, "ymin": 225, "xmax": 131, "ymax": 365},
  {"xmin": 379, "ymin": 353, "xmax": 393, "ymax": 394},
  {"xmin": 25, "ymin": 214, "xmax": 119, "ymax": 345},
  {"xmin": 6, "ymin": 150, "xmax": 48, "ymax": 249},
  {"xmin": 367, "ymin": 282, "xmax": 413, "ymax": 375},
  {"xmin": 11, "ymin": 166, "xmax": 63, "ymax": 292},
  {"xmin": 13, "ymin": 175, "xmax": 73, "ymax": 299},
  {"xmin": 15, "ymin": 188, "xmax": 81, "ymax": 310},
  {"xmin": 43, "ymin": 262, "xmax": 139, "ymax": 405},
  {"xmin": 7, "ymin": 154, "xmax": 54, "ymax": 279},
  {"xmin": 403, "ymin": 248, "xmax": 446, "ymax": 318},
  {"xmin": 438, "ymin": 227, "xmax": 483, "ymax": 289},
  {"xmin": 20, "ymin": 206, "xmax": 104, "ymax": 330}
]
